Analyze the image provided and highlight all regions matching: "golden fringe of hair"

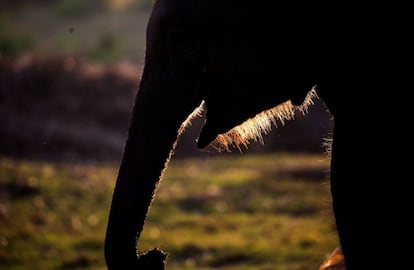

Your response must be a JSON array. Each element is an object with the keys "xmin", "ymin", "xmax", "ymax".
[
  {"xmin": 322, "ymin": 136, "xmax": 333, "ymax": 156},
  {"xmin": 161, "ymin": 101, "xmax": 205, "ymax": 176},
  {"xmin": 208, "ymin": 88, "xmax": 318, "ymax": 152},
  {"xmin": 167, "ymin": 87, "xmax": 319, "ymax": 160}
]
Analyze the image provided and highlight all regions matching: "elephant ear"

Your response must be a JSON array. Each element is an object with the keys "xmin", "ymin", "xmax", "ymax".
[{"xmin": 196, "ymin": 1, "xmax": 315, "ymax": 150}]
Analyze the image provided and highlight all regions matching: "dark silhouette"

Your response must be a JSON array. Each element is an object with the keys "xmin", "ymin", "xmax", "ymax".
[{"xmin": 105, "ymin": 1, "xmax": 411, "ymax": 269}]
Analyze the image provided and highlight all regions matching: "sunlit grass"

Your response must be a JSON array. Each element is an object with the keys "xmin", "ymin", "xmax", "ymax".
[{"xmin": 0, "ymin": 153, "xmax": 339, "ymax": 269}]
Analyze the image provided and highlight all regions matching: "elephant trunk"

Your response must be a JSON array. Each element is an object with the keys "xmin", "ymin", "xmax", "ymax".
[{"xmin": 104, "ymin": 73, "xmax": 202, "ymax": 268}]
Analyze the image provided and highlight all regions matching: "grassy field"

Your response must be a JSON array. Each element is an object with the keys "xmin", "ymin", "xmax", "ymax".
[{"xmin": 0, "ymin": 153, "xmax": 340, "ymax": 270}]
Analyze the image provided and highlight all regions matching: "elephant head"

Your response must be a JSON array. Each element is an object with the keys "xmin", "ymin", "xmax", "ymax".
[
  {"xmin": 104, "ymin": 0, "xmax": 318, "ymax": 268},
  {"xmin": 105, "ymin": 0, "xmax": 412, "ymax": 269}
]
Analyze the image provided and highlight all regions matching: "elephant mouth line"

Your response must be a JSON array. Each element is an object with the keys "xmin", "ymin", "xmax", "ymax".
[{"xmin": 205, "ymin": 88, "xmax": 318, "ymax": 152}]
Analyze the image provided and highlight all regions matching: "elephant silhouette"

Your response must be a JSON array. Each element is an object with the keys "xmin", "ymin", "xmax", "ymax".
[{"xmin": 104, "ymin": 1, "xmax": 411, "ymax": 269}]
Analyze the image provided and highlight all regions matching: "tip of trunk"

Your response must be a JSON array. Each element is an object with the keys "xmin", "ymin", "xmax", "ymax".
[{"xmin": 138, "ymin": 248, "xmax": 168, "ymax": 270}]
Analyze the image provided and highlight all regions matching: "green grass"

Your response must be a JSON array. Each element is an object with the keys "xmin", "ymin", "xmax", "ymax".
[
  {"xmin": 0, "ymin": 1, "xmax": 151, "ymax": 64},
  {"xmin": 0, "ymin": 153, "xmax": 339, "ymax": 269},
  {"xmin": 0, "ymin": 21, "xmax": 34, "ymax": 57}
]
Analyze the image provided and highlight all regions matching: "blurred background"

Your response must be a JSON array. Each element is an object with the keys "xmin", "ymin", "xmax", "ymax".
[
  {"xmin": 0, "ymin": 0, "xmax": 333, "ymax": 162},
  {"xmin": 0, "ymin": 1, "xmax": 339, "ymax": 269}
]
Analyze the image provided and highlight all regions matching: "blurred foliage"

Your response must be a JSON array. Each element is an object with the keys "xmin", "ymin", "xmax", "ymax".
[
  {"xmin": 0, "ymin": 153, "xmax": 338, "ymax": 270},
  {"xmin": 56, "ymin": 0, "xmax": 88, "ymax": 17},
  {"xmin": 0, "ymin": 0, "xmax": 154, "ymax": 11},
  {"xmin": 0, "ymin": 22, "xmax": 34, "ymax": 57},
  {"xmin": 107, "ymin": 0, "xmax": 154, "ymax": 11},
  {"xmin": 0, "ymin": 55, "xmax": 139, "ymax": 162},
  {"xmin": 0, "ymin": 0, "xmax": 151, "ymax": 63},
  {"xmin": 89, "ymin": 33, "xmax": 124, "ymax": 63},
  {"xmin": 133, "ymin": 0, "xmax": 155, "ymax": 10}
]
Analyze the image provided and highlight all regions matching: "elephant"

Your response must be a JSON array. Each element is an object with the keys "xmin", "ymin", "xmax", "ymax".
[{"xmin": 104, "ymin": 0, "xmax": 411, "ymax": 269}]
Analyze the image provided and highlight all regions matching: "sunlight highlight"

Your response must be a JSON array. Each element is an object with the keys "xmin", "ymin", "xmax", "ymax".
[
  {"xmin": 107, "ymin": 0, "xmax": 136, "ymax": 11},
  {"xmin": 209, "ymin": 88, "xmax": 318, "ymax": 152}
]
